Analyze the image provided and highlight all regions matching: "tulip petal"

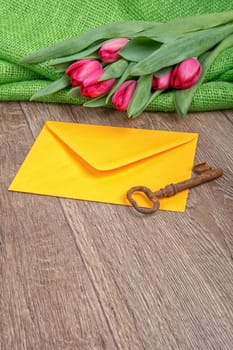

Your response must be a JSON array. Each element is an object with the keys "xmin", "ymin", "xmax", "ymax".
[
  {"xmin": 82, "ymin": 69, "xmax": 105, "ymax": 87},
  {"xmin": 66, "ymin": 59, "xmax": 95, "ymax": 75},
  {"xmin": 112, "ymin": 80, "xmax": 137, "ymax": 111},
  {"xmin": 80, "ymin": 73, "xmax": 115, "ymax": 98},
  {"xmin": 152, "ymin": 70, "xmax": 171, "ymax": 89},
  {"xmin": 171, "ymin": 57, "xmax": 202, "ymax": 89},
  {"xmin": 98, "ymin": 38, "xmax": 129, "ymax": 63}
]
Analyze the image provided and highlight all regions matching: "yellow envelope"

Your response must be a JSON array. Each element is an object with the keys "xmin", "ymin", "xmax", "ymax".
[{"xmin": 9, "ymin": 121, "xmax": 198, "ymax": 211}]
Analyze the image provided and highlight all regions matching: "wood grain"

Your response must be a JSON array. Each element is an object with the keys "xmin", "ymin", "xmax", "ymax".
[
  {"xmin": 0, "ymin": 103, "xmax": 118, "ymax": 350},
  {"xmin": 16, "ymin": 102, "xmax": 233, "ymax": 350}
]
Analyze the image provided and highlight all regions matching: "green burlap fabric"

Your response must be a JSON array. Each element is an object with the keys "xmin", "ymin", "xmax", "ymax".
[{"xmin": 1, "ymin": 0, "xmax": 233, "ymax": 113}]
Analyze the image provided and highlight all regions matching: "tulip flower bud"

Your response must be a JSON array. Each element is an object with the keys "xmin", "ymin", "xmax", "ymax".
[
  {"xmin": 98, "ymin": 38, "xmax": 129, "ymax": 63},
  {"xmin": 80, "ymin": 69, "xmax": 115, "ymax": 98},
  {"xmin": 112, "ymin": 80, "xmax": 137, "ymax": 111},
  {"xmin": 152, "ymin": 70, "xmax": 172, "ymax": 90},
  {"xmin": 170, "ymin": 57, "xmax": 202, "ymax": 89},
  {"xmin": 66, "ymin": 59, "xmax": 102, "ymax": 87}
]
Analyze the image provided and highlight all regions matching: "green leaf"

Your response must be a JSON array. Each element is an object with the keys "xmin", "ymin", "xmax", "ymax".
[
  {"xmin": 53, "ymin": 62, "xmax": 71, "ymax": 73},
  {"xmin": 120, "ymin": 37, "xmax": 162, "ymax": 62},
  {"xmin": 51, "ymin": 54, "xmax": 100, "ymax": 66},
  {"xmin": 137, "ymin": 11, "xmax": 233, "ymax": 41},
  {"xmin": 49, "ymin": 42, "xmax": 102, "ymax": 65},
  {"xmin": 105, "ymin": 62, "xmax": 135, "ymax": 104},
  {"xmin": 146, "ymin": 89, "xmax": 164, "ymax": 107},
  {"xmin": 174, "ymin": 33, "xmax": 233, "ymax": 117},
  {"xmin": 127, "ymin": 74, "xmax": 153, "ymax": 118},
  {"xmin": 154, "ymin": 66, "xmax": 173, "ymax": 77},
  {"xmin": 30, "ymin": 75, "xmax": 70, "ymax": 100},
  {"xmin": 20, "ymin": 12, "xmax": 233, "ymax": 64},
  {"xmin": 20, "ymin": 21, "xmax": 158, "ymax": 63},
  {"xmin": 83, "ymin": 95, "xmax": 109, "ymax": 107},
  {"xmin": 100, "ymin": 59, "xmax": 128, "ymax": 81},
  {"xmin": 68, "ymin": 86, "xmax": 80, "ymax": 97},
  {"xmin": 130, "ymin": 23, "xmax": 233, "ymax": 76}
]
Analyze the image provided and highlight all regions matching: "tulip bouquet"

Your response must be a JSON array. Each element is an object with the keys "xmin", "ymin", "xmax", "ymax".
[{"xmin": 21, "ymin": 11, "xmax": 233, "ymax": 117}]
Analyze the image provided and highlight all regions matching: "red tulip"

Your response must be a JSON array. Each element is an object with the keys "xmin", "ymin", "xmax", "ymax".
[
  {"xmin": 152, "ymin": 70, "xmax": 171, "ymax": 90},
  {"xmin": 112, "ymin": 80, "xmax": 137, "ymax": 111},
  {"xmin": 98, "ymin": 38, "xmax": 129, "ymax": 63},
  {"xmin": 80, "ymin": 69, "xmax": 115, "ymax": 98},
  {"xmin": 170, "ymin": 58, "xmax": 202, "ymax": 89},
  {"xmin": 65, "ymin": 59, "xmax": 101, "ymax": 87}
]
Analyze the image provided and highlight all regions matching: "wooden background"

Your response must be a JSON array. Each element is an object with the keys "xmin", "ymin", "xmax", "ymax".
[{"xmin": 1, "ymin": 102, "xmax": 233, "ymax": 350}]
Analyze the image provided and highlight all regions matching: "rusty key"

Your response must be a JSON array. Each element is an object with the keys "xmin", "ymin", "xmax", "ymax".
[{"xmin": 126, "ymin": 162, "xmax": 223, "ymax": 214}]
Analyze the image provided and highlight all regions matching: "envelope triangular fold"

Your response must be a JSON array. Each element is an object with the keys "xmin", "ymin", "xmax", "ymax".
[{"xmin": 46, "ymin": 121, "xmax": 197, "ymax": 170}]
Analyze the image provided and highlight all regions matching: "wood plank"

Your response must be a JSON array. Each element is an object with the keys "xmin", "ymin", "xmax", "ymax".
[
  {"xmin": 0, "ymin": 103, "xmax": 117, "ymax": 350},
  {"xmin": 20, "ymin": 102, "xmax": 233, "ymax": 350},
  {"xmin": 222, "ymin": 110, "xmax": 233, "ymax": 124}
]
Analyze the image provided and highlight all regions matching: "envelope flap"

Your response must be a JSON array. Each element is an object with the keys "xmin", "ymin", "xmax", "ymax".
[{"xmin": 46, "ymin": 121, "xmax": 197, "ymax": 171}]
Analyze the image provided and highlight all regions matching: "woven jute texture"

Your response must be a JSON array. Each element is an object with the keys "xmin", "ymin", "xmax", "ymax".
[{"xmin": 1, "ymin": 0, "xmax": 233, "ymax": 112}]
